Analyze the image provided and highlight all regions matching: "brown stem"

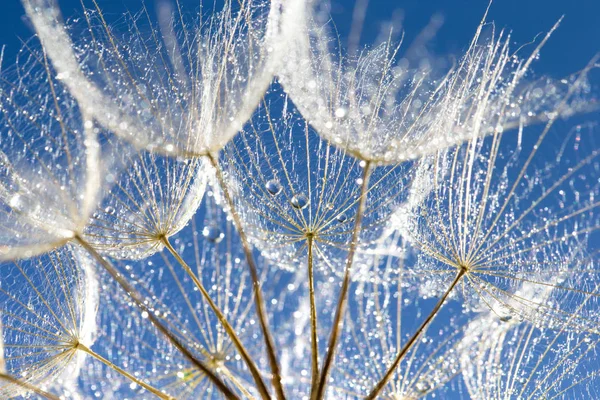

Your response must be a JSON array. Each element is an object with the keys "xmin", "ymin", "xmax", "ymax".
[
  {"xmin": 161, "ymin": 237, "xmax": 272, "ymax": 400},
  {"xmin": 76, "ymin": 343, "xmax": 173, "ymax": 400},
  {"xmin": 220, "ymin": 365, "xmax": 257, "ymax": 400},
  {"xmin": 314, "ymin": 162, "xmax": 372, "ymax": 400},
  {"xmin": 365, "ymin": 268, "xmax": 466, "ymax": 399},
  {"xmin": 307, "ymin": 235, "xmax": 320, "ymax": 397},
  {"xmin": 207, "ymin": 153, "xmax": 285, "ymax": 400},
  {"xmin": 0, "ymin": 373, "xmax": 61, "ymax": 400},
  {"xmin": 73, "ymin": 235, "xmax": 239, "ymax": 399}
]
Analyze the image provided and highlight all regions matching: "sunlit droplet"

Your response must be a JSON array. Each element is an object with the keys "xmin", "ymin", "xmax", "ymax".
[
  {"xmin": 415, "ymin": 380, "xmax": 431, "ymax": 393},
  {"xmin": 8, "ymin": 194, "xmax": 21, "ymax": 209},
  {"xmin": 334, "ymin": 107, "xmax": 347, "ymax": 118},
  {"xmin": 203, "ymin": 226, "xmax": 224, "ymax": 243},
  {"xmin": 291, "ymin": 194, "xmax": 309, "ymax": 210},
  {"xmin": 266, "ymin": 179, "xmax": 282, "ymax": 195}
]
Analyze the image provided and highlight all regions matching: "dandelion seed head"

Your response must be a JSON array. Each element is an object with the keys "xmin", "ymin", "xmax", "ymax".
[
  {"xmin": 278, "ymin": 1, "xmax": 594, "ymax": 165},
  {"xmin": 1, "ymin": 1, "xmax": 598, "ymax": 398},
  {"xmin": 398, "ymin": 120, "xmax": 600, "ymax": 331},
  {"xmin": 0, "ymin": 246, "xmax": 98, "ymax": 398},
  {"xmin": 24, "ymin": 0, "xmax": 288, "ymax": 157},
  {"xmin": 83, "ymin": 153, "xmax": 207, "ymax": 260},
  {"xmin": 223, "ymin": 92, "xmax": 412, "ymax": 279},
  {"xmin": 0, "ymin": 40, "xmax": 111, "ymax": 261}
]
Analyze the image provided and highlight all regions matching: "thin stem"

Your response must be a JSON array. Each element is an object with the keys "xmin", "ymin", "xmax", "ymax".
[
  {"xmin": 207, "ymin": 153, "xmax": 285, "ymax": 400},
  {"xmin": 73, "ymin": 235, "xmax": 239, "ymax": 400},
  {"xmin": 161, "ymin": 236, "xmax": 272, "ymax": 400},
  {"xmin": 365, "ymin": 268, "xmax": 466, "ymax": 399},
  {"xmin": 307, "ymin": 235, "xmax": 320, "ymax": 397},
  {"xmin": 314, "ymin": 162, "xmax": 372, "ymax": 400},
  {"xmin": 221, "ymin": 365, "xmax": 257, "ymax": 400},
  {"xmin": 76, "ymin": 343, "xmax": 173, "ymax": 400},
  {"xmin": 0, "ymin": 373, "xmax": 61, "ymax": 400}
]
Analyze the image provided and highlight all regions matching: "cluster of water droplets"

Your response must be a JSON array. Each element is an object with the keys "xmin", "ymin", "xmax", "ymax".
[{"xmin": 0, "ymin": 0, "xmax": 597, "ymax": 399}]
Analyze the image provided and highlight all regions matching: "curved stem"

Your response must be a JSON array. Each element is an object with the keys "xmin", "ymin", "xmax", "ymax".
[
  {"xmin": 207, "ymin": 153, "xmax": 285, "ymax": 400},
  {"xmin": 307, "ymin": 235, "xmax": 320, "ymax": 397},
  {"xmin": 0, "ymin": 373, "xmax": 60, "ymax": 400},
  {"xmin": 365, "ymin": 268, "xmax": 466, "ymax": 399},
  {"xmin": 73, "ymin": 235, "xmax": 239, "ymax": 400},
  {"xmin": 220, "ymin": 365, "xmax": 257, "ymax": 400},
  {"xmin": 314, "ymin": 162, "xmax": 372, "ymax": 400},
  {"xmin": 76, "ymin": 343, "xmax": 173, "ymax": 400},
  {"xmin": 161, "ymin": 237, "xmax": 272, "ymax": 400}
]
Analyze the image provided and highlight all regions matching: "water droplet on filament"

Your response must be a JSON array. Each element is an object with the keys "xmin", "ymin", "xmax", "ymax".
[
  {"xmin": 266, "ymin": 179, "xmax": 282, "ymax": 195},
  {"xmin": 291, "ymin": 194, "xmax": 309, "ymax": 210}
]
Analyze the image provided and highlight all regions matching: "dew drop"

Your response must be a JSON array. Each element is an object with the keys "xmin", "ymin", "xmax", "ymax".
[
  {"xmin": 334, "ymin": 107, "xmax": 347, "ymax": 118},
  {"xmin": 499, "ymin": 314, "xmax": 512, "ymax": 323},
  {"xmin": 266, "ymin": 179, "xmax": 282, "ymax": 195},
  {"xmin": 290, "ymin": 194, "xmax": 309, "ymax": 209},
  {"xmin": 336, "ymin": 213, "xmax": 348, "ymax": 223},
  {"xmin": 105, "ymin": 206, "xmax": 116, "ymax": 215},
  {"xmin": 8, "ymin": 194, "xmax": 21, "ymax": 209},
  {"xmin": 415, "ymin": 380, "xmax": 431, "ymax": 393},
  {"xmin": 203, "ymin": 226, "xmax": 224, "ymax": 243}
]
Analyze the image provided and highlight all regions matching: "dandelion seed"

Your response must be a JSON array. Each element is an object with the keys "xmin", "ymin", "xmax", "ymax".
[
  {"xmin": 83, "ymin": 152, "xmax": 207, "ymax": 260},
  {"xmin": 399, "ymin": 122, "xmax": 600, "ymax": 331},
  {"xmin": 223, "ymin": 94, "xmax": 412, "ymax": 276},
  {"xmin": 279, "ymin": 2, "xmax": 593, "ymax": 164},
  {"xmin": 461, "ymin": 293, "xmax": 600, "ymax": 399},
  {"xmin": 1, "ymin": 248, "xmax": 89, "ymax": 397},
  {"xmin": 0, "ymin": 41, "xmax": 109, "ymax": 261},
  {"xmin": 22, "ymin": 0, "xmax": 287, "ymax": 157},
  {"xmin": 85, "ymin": 203, "xmax": 293, "ymax": 399},
  {"xmin": 364, "ymin": 57, "xmax": 598, "ymax": 399}
]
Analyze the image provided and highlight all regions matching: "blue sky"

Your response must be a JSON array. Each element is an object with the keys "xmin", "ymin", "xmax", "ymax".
[
  {"xmin": 332, "ymin": 0, "xmax": 600, "ymax": 77},
  {"xmin": 1, "ymin": 0, "xmax": 598, "ymax": 79}
]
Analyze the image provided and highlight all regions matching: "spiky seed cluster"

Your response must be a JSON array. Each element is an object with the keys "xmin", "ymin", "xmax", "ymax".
[{"xmin": 0, "ymin": 0, "xmax": 598, "ymax": 399}]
